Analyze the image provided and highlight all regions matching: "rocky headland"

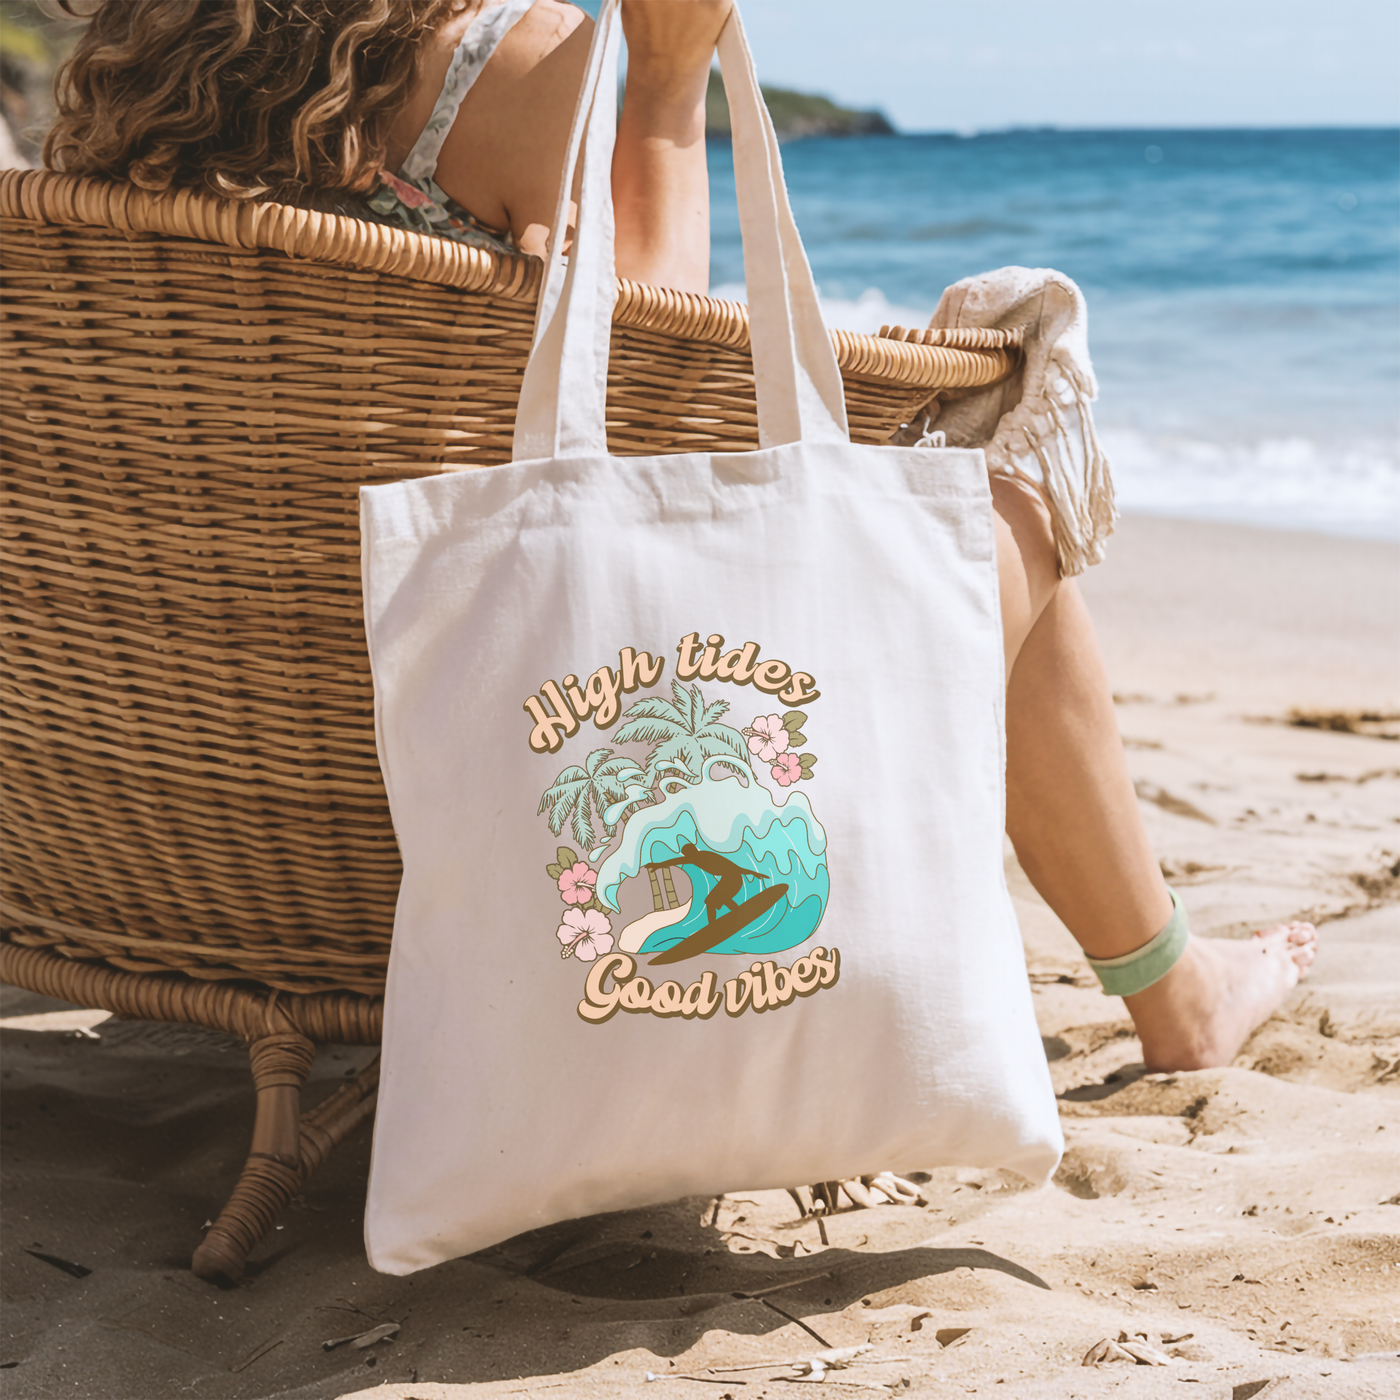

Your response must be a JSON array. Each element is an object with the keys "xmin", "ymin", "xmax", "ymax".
[{"xmin": 705, "ymin": 70, "xmax": 895, "ymax": 140}]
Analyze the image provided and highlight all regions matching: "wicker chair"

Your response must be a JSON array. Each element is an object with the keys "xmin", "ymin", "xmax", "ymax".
[{"xmin": 0, "ymin": 166, "xmax": 1022, "ymax": 1281}]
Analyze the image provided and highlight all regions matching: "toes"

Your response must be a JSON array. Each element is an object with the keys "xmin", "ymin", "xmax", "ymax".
[
  {"xmin": 1246, "ymin": 923, "xmax": 1316, "ymax": 979},
  {"xmin": 1252, "ymin": 920, "xmax": 1318, "ymax": 945},
  {"xmin": 1287, "ymin": 924, "xmax": 1317, "ymax": 965}
]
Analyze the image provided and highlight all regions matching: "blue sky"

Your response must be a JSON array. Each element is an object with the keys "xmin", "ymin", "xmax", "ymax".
[
  {"xmin": 599, "ymin": 0, "xmax": 1400, "ymax": 132},
  {"xmin": 742, "ymin": 0, "xmax": 1400, "ymax": 131}
]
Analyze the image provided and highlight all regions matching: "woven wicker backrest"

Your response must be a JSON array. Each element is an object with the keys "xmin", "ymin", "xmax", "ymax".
[{"xmin": 0, "ymin": 168, "xmax": 1020, "ymax": 996}]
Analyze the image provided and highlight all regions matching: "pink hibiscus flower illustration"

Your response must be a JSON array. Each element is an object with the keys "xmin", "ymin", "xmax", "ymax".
[
  {"xmin": 557, "ymin": 908, "xmax": 614, "ymax": 961},
  {"xmin": 557, "ymin": 860, "xmax": 597, "ymax": 905},
  {"xmin": 747, "ymin": 713, "xmax": 790, "ymax": 763},
  {"xmin": 771, "ymin": 753, "xmax": 802, "ymax": 786}
]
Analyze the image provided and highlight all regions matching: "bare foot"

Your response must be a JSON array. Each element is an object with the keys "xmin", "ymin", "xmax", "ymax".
[{"xmin": 1125, "ymin": 921, "xmax": 1317, "ymax": 1072}]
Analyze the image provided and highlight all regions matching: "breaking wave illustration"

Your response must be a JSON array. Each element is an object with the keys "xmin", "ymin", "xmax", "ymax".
[{"xmin": 596, "ymin": 765, "xmax": 829, "ymax": 959}]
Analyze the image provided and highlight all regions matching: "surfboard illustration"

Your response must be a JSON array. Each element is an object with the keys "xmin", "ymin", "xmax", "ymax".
[{"xmin": 647, "ymin": 881, "xmax": 790, "ymax": 965}]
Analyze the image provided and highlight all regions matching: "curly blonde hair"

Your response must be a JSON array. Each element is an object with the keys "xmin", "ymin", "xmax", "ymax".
[{"xmin": 44, "ymin": 0, "xmax": 472, "ymax": 200}]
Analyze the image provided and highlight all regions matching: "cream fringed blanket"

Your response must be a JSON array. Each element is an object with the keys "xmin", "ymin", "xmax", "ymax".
[{"xmin": 900, "ymin": 267, "xmax": 1116, "ymax": 577}]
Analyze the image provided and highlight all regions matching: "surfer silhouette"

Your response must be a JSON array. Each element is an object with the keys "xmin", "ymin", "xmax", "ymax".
[
  {"xmin": 647, "ymin": 843, "xmax": 767, "ymax": 924},
  {"xmin": 643, "ymin": 843, "xmax": 790, "ymax": 966}
]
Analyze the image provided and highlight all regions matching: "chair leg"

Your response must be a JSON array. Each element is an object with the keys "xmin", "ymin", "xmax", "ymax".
[
  {"xmin": 191, "ymin": 1035, "xmax": 382, "ymax": 1283},
  {"xmin": 193, "ymin": 1030, "xmax": 316, "ymax": 1282},
  {"xmin": 297, "ymin": 1054, "xmax": 381, "ymax": 1182}
]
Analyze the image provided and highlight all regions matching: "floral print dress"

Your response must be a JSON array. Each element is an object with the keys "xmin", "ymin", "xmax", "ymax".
[{"xmin": 353, "ymin": 0, "xmax": 538, "ymax": 254}]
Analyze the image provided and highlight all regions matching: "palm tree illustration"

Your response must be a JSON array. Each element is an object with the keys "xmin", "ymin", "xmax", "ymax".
[
  {"xmin": 537, "ymin": 747, "xmax": 650, "ymax": 861},
  {"xmin": 614, "ymin": 681, "xmax": 753, "ymax": 793}
]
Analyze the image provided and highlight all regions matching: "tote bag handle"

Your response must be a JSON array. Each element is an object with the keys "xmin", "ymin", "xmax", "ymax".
[{"xmin": 512, "ymin": 0, "xmax": 849, "ymax": 462}]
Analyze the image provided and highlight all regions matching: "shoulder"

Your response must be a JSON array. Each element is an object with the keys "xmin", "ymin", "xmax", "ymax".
[
  {"xmin": 490, "ymin": 0, "xmax": 591, "ymax": 76},
  {"xmin": 433, "ymin": 0, "xmax": 595, "ymax": 245}
]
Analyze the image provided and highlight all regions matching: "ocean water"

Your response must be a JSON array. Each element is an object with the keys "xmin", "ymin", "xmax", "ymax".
[{"xmin": 708, "ymin": 129, "xmax": 1400, "ymax": 539}]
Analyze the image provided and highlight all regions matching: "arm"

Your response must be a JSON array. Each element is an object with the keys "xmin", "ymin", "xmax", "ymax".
[
  {"xmin": 430, "ymin": 0, "xmax": 730, "ymax": 292},
  {"xmin": 612, "ymin": 0, "xmax": 732, "ymax": 292}
]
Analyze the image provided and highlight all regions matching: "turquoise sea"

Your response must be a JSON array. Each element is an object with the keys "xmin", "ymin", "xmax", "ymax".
[{"xmin": 708, "ymin": 129, "xmax": 1400, "ymax": 539}]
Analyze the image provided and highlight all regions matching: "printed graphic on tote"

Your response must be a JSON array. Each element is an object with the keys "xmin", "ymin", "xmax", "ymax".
[{"xmin": 525, "ymin": 635, "xmax": 837, "ymax": 1022}]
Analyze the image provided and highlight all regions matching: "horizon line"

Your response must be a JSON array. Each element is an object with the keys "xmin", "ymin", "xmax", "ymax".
[{"xmin": 821, "ymin": 122, "xmax": 1400, "ymax": 137}]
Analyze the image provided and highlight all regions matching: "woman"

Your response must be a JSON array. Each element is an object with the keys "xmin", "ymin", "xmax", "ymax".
[
  {"xmin": 45, "ymin": 0, "xmax": 1315, "ymax": 1078},
  {"xmin": 45, "ymin": 0, "xmax": 726, "ymax": 287}
]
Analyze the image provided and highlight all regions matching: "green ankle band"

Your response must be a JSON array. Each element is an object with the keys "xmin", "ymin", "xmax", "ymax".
[{"xmin": 1086, "ymin": 887, "xmax": 1190, "ymax": 998}]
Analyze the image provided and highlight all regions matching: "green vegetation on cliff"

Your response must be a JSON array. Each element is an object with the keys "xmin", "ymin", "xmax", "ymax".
[{"xmin": 705, "ymin": 71, "xmax": 894, "ymax": 140}]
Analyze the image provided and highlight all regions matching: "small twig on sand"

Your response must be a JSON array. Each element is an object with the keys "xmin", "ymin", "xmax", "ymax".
[
  {"xmin": 229, "ymin": 1338, "xmax": 283, "ymax": 1374},
  {"xmin": 756, "ymin": 1298, "xmax": 832, "ymax": 1347},
  {"xmin": 321, "ymin": 1322, "xmax": 399, "ymax": 1351},
  {"xmin": 732, "ymin": 1271, "xmax": 832, "ymax": 1301},
  {"xmin": 645, "ymin": 1374, "xmax": 747, "ymax": 1385},
  {"xmin": 648, "ymin": 1348, "xmax": 896, "ymax": 1388},
  {"xmin": 772, "ymin": 1381, "xmax": 895, "ymax": 1392}
]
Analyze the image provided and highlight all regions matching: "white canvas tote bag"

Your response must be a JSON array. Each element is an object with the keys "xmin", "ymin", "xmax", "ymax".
[{"xmin": 360, "ymin": 0, "xmax": 1061, "ymax": 1276}]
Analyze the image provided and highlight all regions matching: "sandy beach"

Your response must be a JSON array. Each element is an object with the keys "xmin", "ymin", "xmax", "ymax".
[{"xmin": 2, "ymin": 513, "xmax": 1397, "ymax": 1400}]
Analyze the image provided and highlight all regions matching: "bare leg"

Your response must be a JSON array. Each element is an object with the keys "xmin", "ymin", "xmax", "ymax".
[{"xmin": 993, "ymin": 477, "xmax": 1316, "ymax": 1071}]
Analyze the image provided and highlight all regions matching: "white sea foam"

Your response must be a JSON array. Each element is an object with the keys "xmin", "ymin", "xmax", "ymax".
[
  {"xmin": 813, "ymin": 287, "xmax": 937, "ymax": 335},
  {"xmin": 1100, "ymin": 429, "xmax": 1400, "ymax": 541},
  {"xmin": 708, "ymin": 281, "xmax": 1399, "ymax": 540},
  {"xmin": 710, "ymin": 282, "xmax": 935, "ymax": 336}
]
